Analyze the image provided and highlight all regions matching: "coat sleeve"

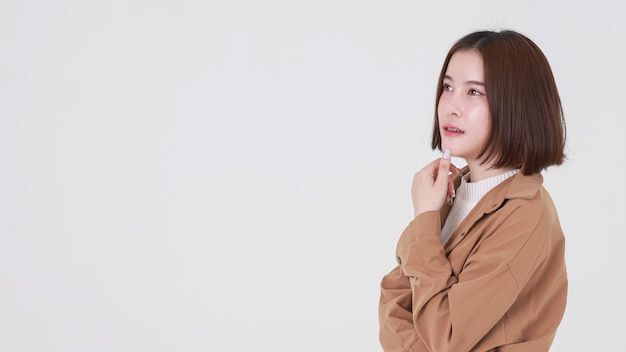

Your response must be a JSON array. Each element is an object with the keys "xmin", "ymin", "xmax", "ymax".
[
  {"xmin": 384, "ymin": 204, "xmax": 552, "ymax": 351},
  {"xmin": 379, "ymin": 264, "xmax": 419, "ymax": 351},
  {"xmin": 378, "ymin": 175, "xmax": 459, "ymax": 351}
]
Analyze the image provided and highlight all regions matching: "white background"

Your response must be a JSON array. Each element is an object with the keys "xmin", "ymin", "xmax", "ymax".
[{"xmin": 1, "ymin": 0, "xmax": 624, "ymax": 351}]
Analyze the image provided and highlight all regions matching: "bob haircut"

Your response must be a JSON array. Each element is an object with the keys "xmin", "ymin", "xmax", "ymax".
[{"xmin": 431, "ymin": 30, "xmax": 566, "ymax": 175}]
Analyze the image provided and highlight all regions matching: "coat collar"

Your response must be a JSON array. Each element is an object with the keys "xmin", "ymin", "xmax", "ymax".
[
  {"xmin": 440, "ymin": 166, "xmax": 544, "ymax": 227},
  {"xmin": 441, "ymin": 167, "xmax": 544, "ymax": 253}
]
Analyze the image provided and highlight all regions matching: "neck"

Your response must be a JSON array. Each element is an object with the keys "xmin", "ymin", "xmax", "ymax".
[{"xmin": 465, "ymin": 160, "xmax": 515, "ymax": 182}]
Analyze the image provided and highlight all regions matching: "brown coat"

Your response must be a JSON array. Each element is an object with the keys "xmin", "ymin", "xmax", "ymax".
[{"xmin": 379, "ymin": 169, "xmax": 567, "ymax": 351}]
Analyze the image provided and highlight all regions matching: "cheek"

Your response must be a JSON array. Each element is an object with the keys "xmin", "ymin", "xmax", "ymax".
[
  {"xmin": 436, "ymin": 96, "xmax": 447, "ymax": 116},
  {"xmin": 438, "ymin": 92, "xmax": 450, "ymax": 104},
  {"xmin": 468, "ymin": 104, "xmax": 490, "ymax": 126}
]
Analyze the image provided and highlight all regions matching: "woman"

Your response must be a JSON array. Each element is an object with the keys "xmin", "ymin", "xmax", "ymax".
[{"xmin": 378, "ymin": 30, "xmax": 568, "ymax": 351}]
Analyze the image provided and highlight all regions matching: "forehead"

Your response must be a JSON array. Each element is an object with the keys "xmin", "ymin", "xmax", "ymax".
[{"xmin": 445, "ymin": 49, "xmax": 484, "ymax": 80}]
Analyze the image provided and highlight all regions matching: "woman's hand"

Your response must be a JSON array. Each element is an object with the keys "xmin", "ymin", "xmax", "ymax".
[{"xmin": 412, "ymin": 149, "xmax": 460, "ymax": 218}]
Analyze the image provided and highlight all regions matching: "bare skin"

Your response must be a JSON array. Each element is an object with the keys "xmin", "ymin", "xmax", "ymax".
[
  {"xmin": 412, "ymin": 149, "xmax": 460, "ymax": 218},
  {"xmin": 412, "ymin": 49, "xmax": 517, "ymax": 219}
]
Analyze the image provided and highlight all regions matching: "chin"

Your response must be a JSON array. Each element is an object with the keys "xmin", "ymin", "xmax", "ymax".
[
  {"xmin": 444, "ymin": 147, "xmax": 469, "ymax": 160},
  {"xmin": 441, "ymin": 142, "xmax": 458, "ymax": 154}
]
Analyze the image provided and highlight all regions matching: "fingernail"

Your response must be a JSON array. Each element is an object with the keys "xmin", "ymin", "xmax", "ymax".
[{"xmin": 443, "ymin": 149, "xmax": 451, "ymax": 160}]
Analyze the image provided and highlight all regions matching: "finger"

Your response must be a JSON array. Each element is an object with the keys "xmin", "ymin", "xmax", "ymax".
[
  {"xmin": 435, "ymin": 149, "xmax": 452, "ymax": 189},
  {"xmin": 448, "ymin": 177, "xmax": 456, "ymax": 201},
  {"xmin": 449, "ymin": 163, "xmax": 461, "ymax": 176}
]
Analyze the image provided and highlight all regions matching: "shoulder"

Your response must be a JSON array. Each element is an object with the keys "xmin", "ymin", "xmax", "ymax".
[
  {"xmin": 477, "ymin": 172, "xmax": 563, "ymax": 250},
  {"xmin": 502, "ymin": 172, "xmax": 560, "ymax": 221}
]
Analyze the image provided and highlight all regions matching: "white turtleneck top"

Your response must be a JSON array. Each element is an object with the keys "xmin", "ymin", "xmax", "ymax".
[{"xmin": 440, "ymin": 169, "xmax": 520, "ymax": 245}]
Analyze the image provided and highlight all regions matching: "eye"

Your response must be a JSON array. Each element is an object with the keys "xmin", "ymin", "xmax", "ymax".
[
  {"xmin": 442, "ymin": 83, "xmax": 452, "ymax": 92},
  {"xmin": 468, "ymin": 89, "xmax": 483, "ymax": 96}
]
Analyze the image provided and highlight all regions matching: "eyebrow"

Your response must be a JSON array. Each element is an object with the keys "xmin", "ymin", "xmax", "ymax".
[{"xmin": 444, "ymin": 74, "xmax": 485, "ymax": 86}]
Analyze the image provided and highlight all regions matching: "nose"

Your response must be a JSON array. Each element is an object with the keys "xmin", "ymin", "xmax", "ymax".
[
  {"xmin": 447, "ymin": 92, "xmax": 462, "ymax": 117},
  {"xmin": 439, "ymin": 91, "xmax": 462, "ymax": 118}
]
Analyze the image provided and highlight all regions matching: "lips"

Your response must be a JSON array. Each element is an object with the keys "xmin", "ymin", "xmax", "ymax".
[{"xmin": 442, "ymin": 124, "xmax": 464, "ymax": 136}]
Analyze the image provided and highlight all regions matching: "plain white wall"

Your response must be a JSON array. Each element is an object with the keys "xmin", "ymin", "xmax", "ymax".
[{"xmin": 1, "ymin": 0, "xmax": 624, "ymax": 351}]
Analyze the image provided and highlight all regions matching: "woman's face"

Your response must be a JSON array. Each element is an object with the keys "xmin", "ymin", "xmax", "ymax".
[{"xmin": 437, "ymin": 49, "xmax": 491, "ymax": 163}]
